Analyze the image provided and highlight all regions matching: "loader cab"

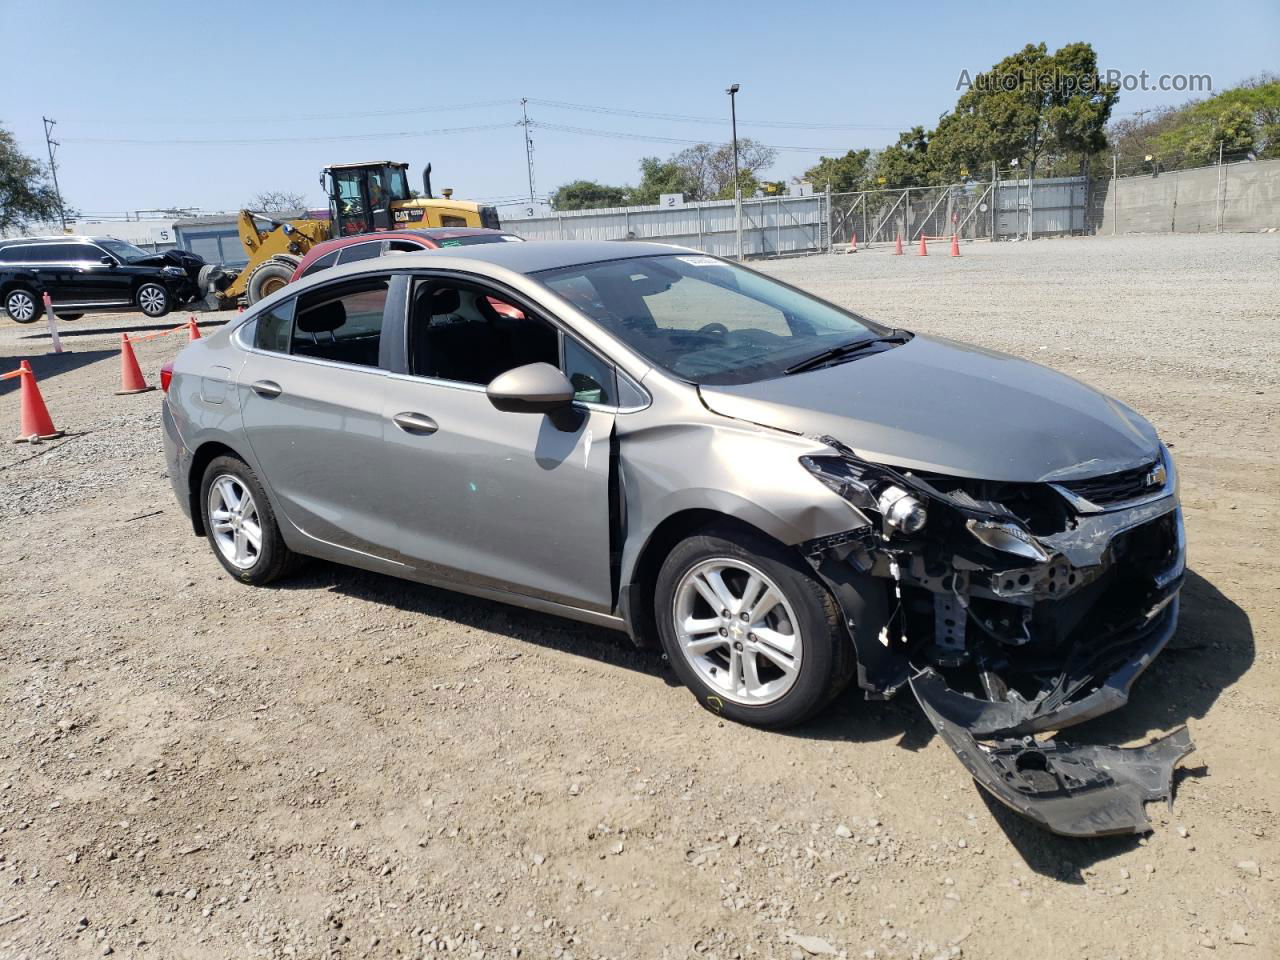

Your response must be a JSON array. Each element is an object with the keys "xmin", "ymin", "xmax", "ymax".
[{"xmin": 323, "ymin": 162, "xmax": 412, "ymax": 237}]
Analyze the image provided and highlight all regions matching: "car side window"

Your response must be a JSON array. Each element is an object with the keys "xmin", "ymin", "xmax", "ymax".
[
  {"xmin": 387, "ymin": 240, "xmax": 423, "ymax": 253},
  {"xmin": 407, "ymin": 280, "xmax": 558, "ymax": 386},
  {"xmin": 290, "ymin": 277, "xmax": 389, "ymax": 368},
  {"xmin": 336, "ymin": 241, "xmax": 384, "ymax": 265},
  {"xmin": 563, "ymin": 336, "xmax": 616, "ymax": 405},
  {"xmin": 301, "ymin": 250, "xmax": 340, "ymax": 277},
  {"xmin": 253, "ymin": 298, "xmax": 296, "ymax": 353}
]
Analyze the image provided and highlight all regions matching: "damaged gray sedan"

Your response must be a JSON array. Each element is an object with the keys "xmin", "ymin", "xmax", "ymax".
[{"xmin": 162, "ymin": 241, "xmax": 1191, "ymax": 838}]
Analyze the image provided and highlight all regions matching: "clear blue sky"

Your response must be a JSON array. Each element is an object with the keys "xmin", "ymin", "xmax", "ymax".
[{"xmin": 3, "ymin": 0, "xmax": 1277, "ymax": 215}]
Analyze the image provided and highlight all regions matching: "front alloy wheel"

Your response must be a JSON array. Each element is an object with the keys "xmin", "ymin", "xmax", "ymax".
[
  {"xmin": 673, "ymin": 558, "xmax": 802, "ymax": 705},
  {"xmin": 655, "ymin": 525, "xmax": 856, "ymax": 728},
  {"xmin": 137, "ymin": 282, "xmax": 170, "ymax": 318}
]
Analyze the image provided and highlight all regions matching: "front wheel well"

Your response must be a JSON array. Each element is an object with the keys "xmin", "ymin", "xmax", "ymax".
[
  {"xmin": 187, "ymin": 441, "xmax": 245, "ymax": 535},
  {"xmin": 624, "ymin": 509, "xmax": 791, "ymax": 649}
]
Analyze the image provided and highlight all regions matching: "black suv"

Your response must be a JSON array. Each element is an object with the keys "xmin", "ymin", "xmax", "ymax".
[{"xmin": 0, "ymin": 236, "xmax": 204, "ymax": 324}]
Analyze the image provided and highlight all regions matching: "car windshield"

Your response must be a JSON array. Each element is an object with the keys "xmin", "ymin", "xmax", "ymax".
[
  {"xmin": 432, "ymin": 234, "xmax": 520, "ymax": 248},
  {"xmin": 97, "ymin": 238, "xmax": 152, "ymax": 262},
  {"xmin": 534, "ymin": 254, "xmax": 887, "ymax": 385}
]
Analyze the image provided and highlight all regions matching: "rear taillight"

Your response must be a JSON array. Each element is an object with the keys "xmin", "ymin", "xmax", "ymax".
[{"xmin": 160, "ymin": 361, "xmax": 174, "ymax": 393}]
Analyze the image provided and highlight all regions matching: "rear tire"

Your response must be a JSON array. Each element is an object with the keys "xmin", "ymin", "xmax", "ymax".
[
  {"xmin": 5, "ymin": 287, "xmax": 41, "ymax": 323},
  {"xmin": 199, "ymin": 455, "xmax": 300, "ymax": 585},
  {"xmin": 655, "ymin": 524, "xmax": 855, "ymax": 729},
  {"xmin": 245, "ymin": 258, "xmax": 296, "ymax": 305}
]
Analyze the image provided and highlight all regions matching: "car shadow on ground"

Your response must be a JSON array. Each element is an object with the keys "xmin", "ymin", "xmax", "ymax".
[
  {"xmin": 267, "ymin": 561, "xmax": 1249, "ymax": 881},
  {"xmin": 271, "ymin": 561, "xmax": 664, "ymax": 680},
  {"xmin": 17, "ymin": 320, "xmax": 230, "ymax": 341},
  {"xmin": 0, "ymin": 349, "xmax": 117, "ymax": 397}
]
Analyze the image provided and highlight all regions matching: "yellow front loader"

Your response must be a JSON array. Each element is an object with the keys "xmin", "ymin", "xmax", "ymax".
[{"xmin": 213, "ymin": 161, "xmax": 500, "ymax": 307}]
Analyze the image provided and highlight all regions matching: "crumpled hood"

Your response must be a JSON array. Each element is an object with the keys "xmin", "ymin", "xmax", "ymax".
[{"xmin": 698, "ymin": 334, "xmax": 1160, "ymax": 482}]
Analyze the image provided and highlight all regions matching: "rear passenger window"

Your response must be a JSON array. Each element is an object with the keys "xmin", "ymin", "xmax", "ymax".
[
  {"xmin": 300, "ymin": 250, "xmax": 339, "ymax": 277},
  {"xmin": 291, "ymin": 277, "xmax": 388, "ymax": 368},
  {"xmin": 253, "ymin": 299, "xmax": 295, "ymax": 353},
  {"xmin": 336, "ymin": 241, "xmax": 383, "ymax": 265}
]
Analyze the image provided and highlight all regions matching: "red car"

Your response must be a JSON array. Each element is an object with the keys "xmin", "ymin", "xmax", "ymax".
[{"xmin": 289, "ymin": 227, "xmax": 523, "ymax": 283}]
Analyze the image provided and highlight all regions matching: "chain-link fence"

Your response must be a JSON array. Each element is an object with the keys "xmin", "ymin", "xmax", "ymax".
[{"xmin": 825, "ymin": 173, "xmax": 1088, "ymax": 247}]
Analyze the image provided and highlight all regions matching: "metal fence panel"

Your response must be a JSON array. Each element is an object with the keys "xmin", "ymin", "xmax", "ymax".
[
  {"xmin": 502, "ymin": 175, "xmax": 1087, "ymax": 255},
  {"xmin": 501, "ymin": 195, "xmax": 826, "ymax": 257}
]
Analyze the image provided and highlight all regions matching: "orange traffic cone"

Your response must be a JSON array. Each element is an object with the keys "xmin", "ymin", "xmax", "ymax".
[
  {"xmin": 13, "ymin": 360, "xmax": 64, "ymax": 443},
  {"xmin": 187, "ymin": 316, "xmax": 202, "ymax": 340},
  {"xmin": 918, "ymin": 234, "xmax": 928, "ymax": 256},
  {"xmin": 116, "ymin": 334, "xmax": 155, "ymax": 395},
  {"xmin": 850, "ymin": 232, "xmax": 858, "ymax": 253},
  {"xmin": 894, "ymin": 234, "xmax": 903, "ymax": 255},
  {"xmin": 950, "ymin": 234, "xmax": 960, "ymax": 257}
]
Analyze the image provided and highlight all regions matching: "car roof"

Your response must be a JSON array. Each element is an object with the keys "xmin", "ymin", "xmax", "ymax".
[
  {"xmin": 381, "ymin": 239, "xmax": 693, "ymax": 274},
  {"xmin": 0, "ymin": 235, "xmax": 106, "ymax": 245}
]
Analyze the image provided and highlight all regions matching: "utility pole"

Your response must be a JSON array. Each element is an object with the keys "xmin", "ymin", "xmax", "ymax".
[
  {"xmin": 519, "ymin": 98, "xmax": 535, "ymax": 204},
  {"xmin": 42, "ymin": 117, "xmax": 67, "ymax": 231},
  {"xmin": 1112, "ymin": 151, "xmax": 1118, "ymax": 236},
  {"xmin": 726, "ymin": 83, "xmax": 742, "ymax": 260}
]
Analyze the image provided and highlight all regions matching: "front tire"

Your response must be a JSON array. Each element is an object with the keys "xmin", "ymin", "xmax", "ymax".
[
  {"xmin": 244, "ymin": 258, "xmax": 296, "ymax": 305},
  {"xmin": 655, "ymin": 525, "xmax": 855, "ymax": 729},
  {"xmin": 5, "ymin": 288, "xmax": 41, "ymax": 323},
  {"xmin": 136, "ymin": 282, "xmax": 171, "ymax": 318},
  {"xmin": 199, "ymin": 455, "xmax": 299, "ymax": 585}
]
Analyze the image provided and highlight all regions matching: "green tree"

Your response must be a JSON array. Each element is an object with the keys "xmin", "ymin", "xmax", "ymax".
[
  {"xmin": 871, "ymin": 127, "xmax": 934, "ymax": 188},
  {"xmin": 801, "ymin": 148, "xmax": 872, "ymax": 193},
  {"xmin": 672, "ymin": 139, "xmax": 778, "ymax": 199},
  {"xmin": 549, "ymin": 180, "xmax": 628, "ymax": 211},
  {"xmin": 0, "ymin": 124, "xmax": 63, "ymax": 232},
  {"xmin": 629, "ymin": 156, "xmax": 699, "ymax": 205},
  {"xmin": 929, "ymin": 42, "xmax": 1118, "ymax": 180}
]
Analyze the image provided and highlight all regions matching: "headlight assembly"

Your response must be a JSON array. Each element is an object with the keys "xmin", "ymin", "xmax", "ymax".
[{"xmin": 965, "ymin": 518, "xmax": 1049, "ymax": 562}]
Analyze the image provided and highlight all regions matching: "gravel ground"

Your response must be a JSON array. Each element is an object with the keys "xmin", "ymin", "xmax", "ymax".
[{"xmin": 0, "ymin": 233, "xmax": 1276, "ymax": 960}]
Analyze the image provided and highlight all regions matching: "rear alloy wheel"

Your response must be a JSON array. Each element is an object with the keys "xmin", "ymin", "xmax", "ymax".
[
  {"xmin": 136, "ymin": 282, "xmax": 171, "ymax": 318},
  {"xmin": 656, "ymin": 525, "xmax": 856, "ymax": 728},
  {"xmin": 5, "ymin": 288, "xmax": 41, "ymax": 323},
  {"xmin": 199, "ymin": 455, "xmax": 299, "ymax": 585}
]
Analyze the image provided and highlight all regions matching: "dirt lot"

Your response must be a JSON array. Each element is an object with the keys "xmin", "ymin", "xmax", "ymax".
[{"xmin": 1, "ymin": 233, "xmax": 1276, "ymax": 960}]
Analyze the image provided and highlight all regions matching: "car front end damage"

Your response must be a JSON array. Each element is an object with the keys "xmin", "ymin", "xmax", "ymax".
[{"xmin": 801, "ymin": 437, "xmax": 1192, "ymax": 837}]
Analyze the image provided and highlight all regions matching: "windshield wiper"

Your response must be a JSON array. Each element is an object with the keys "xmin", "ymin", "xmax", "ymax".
[{"xmin": 783, "ymin": 331, "xmax": 910, "ymax": 375}]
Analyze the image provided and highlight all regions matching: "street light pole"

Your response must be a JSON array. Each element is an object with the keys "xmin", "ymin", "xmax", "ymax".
[{"xmin": 726, "ymin": 83, "xmax": 742, "ymax": 260}]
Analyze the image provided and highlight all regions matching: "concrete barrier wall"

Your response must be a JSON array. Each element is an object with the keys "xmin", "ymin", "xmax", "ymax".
[{"xmin": 1094, "ymin": 158, "xmax": 1280, "ymax": 234}]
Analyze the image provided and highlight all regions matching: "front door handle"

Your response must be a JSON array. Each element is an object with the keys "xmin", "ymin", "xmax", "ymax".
[
  {"xmin": 392, "ymin": 411, "xmax": 439, "ymax": 435},
  {"xmin": 250, "ymin": 380, "xmax": 282, "ymax": 398}
]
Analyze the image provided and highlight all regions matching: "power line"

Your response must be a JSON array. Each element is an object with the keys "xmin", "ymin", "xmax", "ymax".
[
  {"xmin": 62, "ymin": 122, "xmax": 517, "ymax": 146},
  {"xmin": 526, "ymin": 98, "xmax": 903, "ymax": 131},
  {"xmin": 57, "ymin": 99, "xmax": 520, "ymax": 126},
  {"xmin": 529, "ymin": 121, "xmax": 841, "ymax": 153}
]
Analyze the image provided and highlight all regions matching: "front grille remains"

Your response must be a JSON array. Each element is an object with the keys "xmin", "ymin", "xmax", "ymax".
[{"xmin": 1059, "ymin": 461, "xmax": 1159, "ymax": 507}]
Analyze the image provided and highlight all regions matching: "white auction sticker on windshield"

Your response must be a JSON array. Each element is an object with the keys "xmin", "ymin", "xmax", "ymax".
[{"xmin": 675, "ymin": 255, "xmax": 720, "ymax": 267}]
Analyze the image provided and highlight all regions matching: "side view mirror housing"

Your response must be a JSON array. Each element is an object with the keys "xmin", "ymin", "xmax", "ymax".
[
  {"xmin": 100, "ymin": 255, "xmax": 115, "ymax": 266},
  {"xmin": 486, "ymin": 362, "xmax": 574, "ymax": 414}
]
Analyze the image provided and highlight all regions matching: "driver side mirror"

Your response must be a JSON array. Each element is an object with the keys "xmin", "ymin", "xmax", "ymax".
[
  {"xmin": 100, "ymin": 255, "xmax": 115, "ymax": 266},
  {"xmin": 486, "ymin": 362, "xmax": 574, "ymax": 414}
]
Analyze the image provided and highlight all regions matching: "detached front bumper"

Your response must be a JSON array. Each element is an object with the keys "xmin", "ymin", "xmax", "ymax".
[
  {"xmin": 905, "ymin": 507, "xmax": 1194, "ymax": 838},
  {"xmin": 912, "ymin": 671, "xmax": 1194, "ymax": 837}
]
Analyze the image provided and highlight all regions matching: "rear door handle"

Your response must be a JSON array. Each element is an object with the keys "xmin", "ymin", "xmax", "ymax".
[
  {"xmin": 250, "ymin": 380, "xmax": 282, "ymax": 398},
  {"xmin": 392, "ymin": 412, "xmax": 438, "ymax": 435}
]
